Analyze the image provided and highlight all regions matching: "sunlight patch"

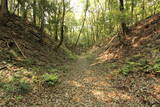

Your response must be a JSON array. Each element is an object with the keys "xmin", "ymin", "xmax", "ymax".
[
  {"xmin": 93, "ymin": 81, "xmax": 111, "ymax": 87},
  {"xmin": 67, "ymin": 80, "xmax": 84, "ymax": 88},
  {"xmin": 153, "ymin": 84, "xmax": 160, "ymax": 94},
  {"xmin": 83, "ymin": 77, "xmax": 97, "ymax": 83},
  {"xmin": 91, "ymin": 90, "xmax": 133, "ymax": 102}
]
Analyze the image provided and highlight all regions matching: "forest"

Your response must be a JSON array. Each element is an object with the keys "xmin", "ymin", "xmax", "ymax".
[{"xmin": 0, "ymin": 0, "xmax": 160, "ymax": 106}]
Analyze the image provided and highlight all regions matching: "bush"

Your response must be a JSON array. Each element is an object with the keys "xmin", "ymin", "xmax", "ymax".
[
  {"xmin": 153, "ymin": 58, "xmax": 160, "ymax": 72},
  {"xmin": 43, "ymin": 73, "xmax": 58, "ymax": 86}
]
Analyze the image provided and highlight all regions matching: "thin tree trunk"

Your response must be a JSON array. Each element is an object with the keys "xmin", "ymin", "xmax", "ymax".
[
  {"xmin": 33, "ymin": 0, "xmax": 37, "ymax": 24},
  {"xmin": 40, "ymin": 9, "xmax": 45, "ymax": 43},
  {"xmin": 119, "ymin": 0, "xmax": 128, "ymax": 34},
  {"xmin": 142, "ymin": 0, "xmax": 145, "ymax": 19},
  {"xmin": 55, "ymin": 6, "xmax": 61, "ymax": 41},
  {"xmin": 131, "ymin": 0, "xmax": 135, "ymax": 23},
  {"xmin": 56, "ymin": 0, "xmax": 66, "ymax": 49},
  {"xmin": 55, "ymin": 0, "xmax": 59, "ymax": 41},
  {"xmin": 75, "ymin": 0, "xmax": 89, "ymax": 47}
]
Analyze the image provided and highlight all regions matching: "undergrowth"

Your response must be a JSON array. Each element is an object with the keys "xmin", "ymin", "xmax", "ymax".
[
  {"xmin": 119, "ymin": 58, "xmax": 151, "ymax": 75},
  {"xmin": 119, "ymin": 55, "xmax": 160, "ymax": 76},
  {"xmin": 61, "ymin": 46, "xmax": 78, "ymax": 61},
  {"xmin": 1, "ymin": 76, "xmax": 32, "ymax": 95},
  {"xmin": 153, "ymin": 58, "xmax": 160, "ymax": 73},
  {"xmin": 42, "ymin": 73, "xmax": 58, "ymax": 86}
]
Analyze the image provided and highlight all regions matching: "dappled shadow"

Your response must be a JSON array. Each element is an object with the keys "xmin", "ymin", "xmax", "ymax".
[
  {"xmin": 1, "ymin": 13, "xmax": 160, "ymax": 106},
  {"xmin": 52, "ymin": 69, "xmax": 136, "ymax": 106},
  {"xmin": 1, "ymin": 52, "xmax": 159, "ymax": 106},
  {"xmin": 111, "ymin": 73, "xmax": 160, "ymax": 106},
  {"xmin": 93, "ymin": 14, "xmax": 160, "ymax": 65},
  {"xmin": 1, "ymin": 56, "xmax": 138, "ymax": 106}
]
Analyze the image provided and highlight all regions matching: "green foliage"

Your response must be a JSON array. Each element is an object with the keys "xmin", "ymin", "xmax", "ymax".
[
  {"xmin": 30, "ymin": 65, "xmax": 58, "ymax": 73},
  {"xmin": 119, "ymin": 64, "xmax": 133, "ymax": 75},
  {"xmin": 62, "ymin": 47, "xmax": 78, "ymax": 60},
  {"xmin": 3, "ymin": 76, "xmax": 32, "ymax": 94},
  {"xmin": 16, "ymin": 80, "xmax": 32, "ymax": 94},
  {"xmin": 100, "ymin": 62, "xmax": 117, "ymax": 71},
  {"xmin": 153, "ymin": 58, "xmax": 160, "ymax": 72},
  {"xmin": 119, "ymin": 59, "xmax": 150, "ymax": 75},
  {"xmin": 15, "ymin": 96, "xmax": 23, "ymax": 101},
  {"xmin": 42, "ymin": 73, "xmax": 58, "ymax": 86},
  {"xmin": 57, "ymin": 65, "xmax": 70, "ymax": 73},
  {"xmin": 6, "ymin": 0, "xmax": 160, "ymax": 47},
  {"xmin": 23, "ymin": 59, "xmax": 36, "ymax": 65}
]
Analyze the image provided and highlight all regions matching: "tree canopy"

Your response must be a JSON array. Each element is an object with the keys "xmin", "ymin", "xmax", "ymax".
[{"xmin": 0, "ymin": 0, "xmax": 159, "ymax": 48}]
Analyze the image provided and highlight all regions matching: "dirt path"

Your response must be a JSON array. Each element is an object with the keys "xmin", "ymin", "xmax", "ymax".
[
  {"xmin": 8, "ymin": 53, "xmax": 159, "ymax": 106},
  {"xmin": 40, "ymin": 54, "xmax": 136, "ymax": 106}
]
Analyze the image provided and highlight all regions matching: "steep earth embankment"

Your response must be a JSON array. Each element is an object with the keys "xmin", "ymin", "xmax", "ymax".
[{"xmin": 0, "ymin": 14, "xmax": 70, "ymax": 65}]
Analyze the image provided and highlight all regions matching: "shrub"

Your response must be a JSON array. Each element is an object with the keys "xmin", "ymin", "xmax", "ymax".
[
  {"xmin": 153, "ymin": 58, "xmax": 160, "ymax": 72},
  {"xmin": 43, "ymin": 73, "xmax": 58, "ymax": 86}
]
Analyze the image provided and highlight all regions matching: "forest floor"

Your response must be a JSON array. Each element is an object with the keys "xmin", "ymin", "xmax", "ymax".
[
  {"xmin": 43, "ymin": 49, "xmax": 159, "ymax": 107},
  {"xmin": 0, "ymin": 14, "xmax": 160, "ymax": 106},
  {"xmin": 3, "ymin": 47, "xmax": 159, "ymax": 106}
]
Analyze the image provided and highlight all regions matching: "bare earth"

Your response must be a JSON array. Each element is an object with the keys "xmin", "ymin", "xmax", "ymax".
[
  {"xmin": 7, "ymin": 53, "xmax": 159, "ymax": 106},
  {"xmin": 24, "ymin": 55, "xmax": 147, "ymax": 106}
]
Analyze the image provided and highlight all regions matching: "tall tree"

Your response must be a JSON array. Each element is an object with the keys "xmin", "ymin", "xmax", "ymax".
[
  {"xmin": 54, "ymin": 1, "xmax": 61, "ymax": 41},
  {"xmin": 75, "ymin": 0, "xmax": 89, "ymax": 47},
  {"xmin": 0, "ymin": 0, "xmax": 8, "ymax": 18},
  {"xmin": 119, "ymin": 0, "xmax": 128, "ymax": 34},
  {"xmin": 56, "ymin": 0, "xmax": 66, "ymax": 49},
  {"xmin": 33, "ymin": 0, "xmax": 37, "ymax": 24},
  {"xmin": 40, "ymin": 0, "xmax": 45, "ymax": 43}
]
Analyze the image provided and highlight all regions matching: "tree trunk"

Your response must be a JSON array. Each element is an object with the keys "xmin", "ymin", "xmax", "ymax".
[
  {"xmin": 33, "ymin": 0, "xmax": 37, "ymax": 24},
  {"xmin": 54, "ymin": 0, "xmax": 59, "ymax": 41},
  {"xmin": 142, "ymin": 0, "xmax": 146, "ymax": 19},
  {"xmin": 119, "ymin": 0, "xmax": 128, "ymax": 34},
  {"xmin": 56, "ymin": 0, "xmax": 66, "ymax": 49},
  {"xmin": 131, "ymin": 0, "xmax": 135, "ymax": 22},
  {"xmin": 55, "ymin": 5, "xmax": 61, "ymax": 41},
  {"xmin": 75, "ymin": 0, "xmax": 89, "ymax": 47},
  {"xmin": 0, "ymin": 0, "xmax": 8, "ymax": 18},
  {"xmin": 40, "ymin": 9, "xmax": 45, "ymax": 43}
]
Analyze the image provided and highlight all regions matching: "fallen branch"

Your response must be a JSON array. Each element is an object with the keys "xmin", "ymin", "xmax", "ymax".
[
  {"xmin": 104, "ymin": 35, "xmax": 118, "ymax": 49},
  {"xmin": 0, "ymin": 66, "xmax": 7, "ymax": 70},
  {"xmin": 13, "ymin": 38, "xmax": 27, "ymax": 59},
  {"xmin": 10, "ymin": 32, "xmax": 27, "ymax": 59}
]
